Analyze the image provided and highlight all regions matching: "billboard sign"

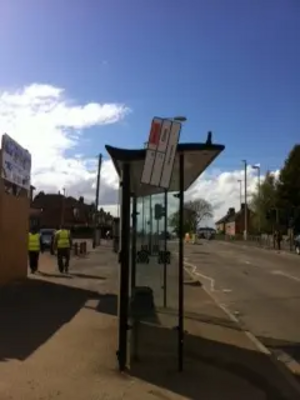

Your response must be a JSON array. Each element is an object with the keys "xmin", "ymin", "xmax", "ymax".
[{"xmin": 1, "ymin": 134, "xmax": 32, "ymax": 191}]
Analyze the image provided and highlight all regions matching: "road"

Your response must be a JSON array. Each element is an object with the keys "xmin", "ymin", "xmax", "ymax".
[{"xmin": 182, "ymin": 240, "xmax": 300, "ymax": 376}]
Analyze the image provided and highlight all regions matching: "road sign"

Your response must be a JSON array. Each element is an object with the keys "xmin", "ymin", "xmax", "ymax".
[
  {"xmin": 141, "ymin": 118, "xmax": 163, "ymax": 185},
  {"xmin": 159, "ymin": 121, "xmax": 181, "ymax": 189},
  {"xmin": 150, "ymin": 119, "xmax": 172, "ymax": 186},
  {"xmin": 141, "ymin": 117, "xmax": 181, "ymax": 189}
]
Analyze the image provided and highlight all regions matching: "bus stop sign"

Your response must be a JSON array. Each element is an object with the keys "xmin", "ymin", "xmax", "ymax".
[{"xmin": 141, "ymin": 117, "xmax": 181, "ymax": 189}]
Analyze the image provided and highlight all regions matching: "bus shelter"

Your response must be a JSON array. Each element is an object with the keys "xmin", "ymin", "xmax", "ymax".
[{"xmin": 106, "ymin": 139, "xmax": 225, "ymax": 372}]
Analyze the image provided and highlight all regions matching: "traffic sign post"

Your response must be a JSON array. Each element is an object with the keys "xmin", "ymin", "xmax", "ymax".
[{"xmin": 141, "ymin": 116, "xmax": 184, "ymax": 370}]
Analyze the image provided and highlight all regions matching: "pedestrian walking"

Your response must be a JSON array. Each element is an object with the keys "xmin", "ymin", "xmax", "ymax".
[
  {"xmin": 28, "ymin": 227, "xmax": 43, "ymax": 274},
  {"xmin": 274, "ymin": 230, "xmax": 282, "ymax": 251},
  {"xmin": 54, "ymin": 225, "xmax": 72, "ymax": 273}
]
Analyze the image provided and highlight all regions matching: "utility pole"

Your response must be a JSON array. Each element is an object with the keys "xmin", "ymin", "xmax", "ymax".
[
  {"xmin": 252, "ymin": 165, "xmax": 261, "ymax": 233},
  {"xmin": 93, "ymin": 154, "xmax": 103, "ymax": 248},
  {"xmin": 60, "ymin": 187, "xmax": 66, "ymax": 226},
  {"xmin": 237, "ymin": 179, "xmax": 242, "ymax": 208},
  {"xmin": 242, "ymin": 160, "xmax": 248, "ymax": 240}
]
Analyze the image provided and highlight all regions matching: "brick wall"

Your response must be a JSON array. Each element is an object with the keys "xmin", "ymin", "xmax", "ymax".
[{"xmin": 0, "ymin": 182, "xmax": 29, "ymax": 285}]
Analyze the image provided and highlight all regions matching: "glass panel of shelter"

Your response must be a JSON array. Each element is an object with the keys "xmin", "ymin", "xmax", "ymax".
[{"xmin": 130, "ymin": 192, "xmax": 179, "ymax": 364}]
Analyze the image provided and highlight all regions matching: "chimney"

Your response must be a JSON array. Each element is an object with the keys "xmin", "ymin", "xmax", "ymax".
[
  {"xmin": 228, "ymin": 207, "xmax": 235, "ymax": 215},
  {"xmin": 241, "ymin": 203, "xmax": 245, "ymax": 210}
]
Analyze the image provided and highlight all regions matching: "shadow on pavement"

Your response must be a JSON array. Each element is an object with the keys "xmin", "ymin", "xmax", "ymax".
[
  {"xmin": 70, "ymin": 272, "xmax": 107, "ymax": 280},
  {"xmin": 0, "ymin": 278, "xmax": 116, "ymax": 362},
  {"xmin": 258, "ymin": 336, "xmax": 300, "ymax": 381},
  {"xmin": 39, "ymin": 272, "xmax": 73, "ymax": 279},
  {"xmin": 130, "ymin": 322, "xmax": 298, "ymax": 400},
  {"xmin": 156, "ymin": 306, "xmax": 242, "ymax": 331},
  {"xmin": 85, "ymin": 293, "xmax": 118, "ymax": 316}
]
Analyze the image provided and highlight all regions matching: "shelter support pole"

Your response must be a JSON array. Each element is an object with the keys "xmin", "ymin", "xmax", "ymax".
[
  {"xmin": 117, "ymin": 162, "xmax": 131, "ymax": 372},
  {"xmin": 149, "ymin": 195, "xmax": 153, "ymax": 254},
  {"xmin": 163, "ymin": 189, "xmax": 168, "ymax": 308},
  {"xmin": 178, "ymin": 153, "xmax": 184, "ymax": 372},
  {"xmin": 131, "ymin": 195, "xmax": 137, "ymax": 291},
  {"xmin": 93, "ymin": 153, "xmax": 102, "ymax": 248}
]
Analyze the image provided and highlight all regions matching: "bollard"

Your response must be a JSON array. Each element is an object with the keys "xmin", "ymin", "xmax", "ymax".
[{"xmin": 82, "ymin": 241, "xmax": 87, "ymax": 254}]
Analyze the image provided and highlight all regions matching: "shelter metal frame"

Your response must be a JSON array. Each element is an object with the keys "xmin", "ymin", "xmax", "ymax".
[{"xmin": 106, "ymin": 141, "xmax": 225, "ymax": 372}]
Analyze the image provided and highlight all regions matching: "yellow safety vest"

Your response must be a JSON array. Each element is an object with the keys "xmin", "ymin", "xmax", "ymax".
[
  {"xmin": 56, "ymin": 229, "xmax": 70, "ymax": 249},
  {"xmin": 28, "ymin": 233, "xmax": 40, "ymax": 252}
]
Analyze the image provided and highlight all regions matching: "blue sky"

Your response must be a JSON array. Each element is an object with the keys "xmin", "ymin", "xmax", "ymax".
[
  {"xmin": 1, "ymin": 0, "xmax": 299, "ymax": 172},
  {"xmin": 0, "ymin": 0, "xmax": 299, "ymax": 218}
]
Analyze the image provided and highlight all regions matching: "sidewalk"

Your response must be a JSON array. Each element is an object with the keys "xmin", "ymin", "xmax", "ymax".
[{"xmin": 0, "ymin": 245, "xmax": 299, "ymax": 399}]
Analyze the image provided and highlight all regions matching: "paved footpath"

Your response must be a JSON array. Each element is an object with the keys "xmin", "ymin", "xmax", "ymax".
[{"xmin": 0, "ymin": 244, "xmax": 299, "ymax": 399}]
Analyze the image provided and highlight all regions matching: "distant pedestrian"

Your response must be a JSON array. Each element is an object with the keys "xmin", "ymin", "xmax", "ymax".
[
  {"xmin": 28, "ymin": 227, "xmax": 43, "ymax": 274},
  {"xmin": 54, "ymin": 225, "xmax": 72, "ymax": 273},
  {"xmin": 274, "ymin": 230, "xmax": 282, "ymax": 251}
]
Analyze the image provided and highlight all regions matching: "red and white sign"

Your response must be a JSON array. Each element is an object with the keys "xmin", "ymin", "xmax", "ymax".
[{"xmin": 141, "ymin": 117, "xmax": 181, "ymax": 189}]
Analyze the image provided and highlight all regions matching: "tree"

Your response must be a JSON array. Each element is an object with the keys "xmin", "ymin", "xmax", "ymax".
[
  {"xmin": 276, "ymin": 144, "xmax": 300, "ymax": 231},
  {"xmin": 250, "ymin": 172, "xmax": 278, "ymax": 233},
  {"xmin": 169, "ymin": 198, "xmax": 213, "ymax": 235}
]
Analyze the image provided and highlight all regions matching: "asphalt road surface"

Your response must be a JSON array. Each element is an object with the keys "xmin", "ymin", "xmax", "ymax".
[{"xmin": 182, "ymin": 240, "xmax": 300, "ymax": 377}]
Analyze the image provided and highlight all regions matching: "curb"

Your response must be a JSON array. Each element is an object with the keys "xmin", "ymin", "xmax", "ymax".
[{"xmin": 184, "ymin": 262, "xmax": 300, "ymax": 398}]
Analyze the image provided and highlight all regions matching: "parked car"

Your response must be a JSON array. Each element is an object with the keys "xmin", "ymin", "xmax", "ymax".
[
  {"xmin": 295, "ymin": 234, "xmax": 300, "ymax": 255},
  {"xmin": 40, "ymin": 228, "xmax": 56, "ymax": 253}
]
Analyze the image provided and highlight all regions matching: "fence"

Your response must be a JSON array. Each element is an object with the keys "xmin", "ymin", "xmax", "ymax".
[{"xmin": 214, "ymin": 233, "xmax": 294, "ymax": 252}]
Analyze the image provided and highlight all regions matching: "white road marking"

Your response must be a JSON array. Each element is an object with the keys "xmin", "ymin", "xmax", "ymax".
[
  {"xmin": 183, "ymin": 259, "xmax": 300, "ymax": 392},
  {"xmin": 184, "ymin": 260, "xmax": 216, "ymax": 291},
  {"xmin": 271, "ymin": 270, "xmax": 300, "ymax": 283},
  {"xmin": 183, "ymin": 260, "xmax": 300, "ymax": 393}
]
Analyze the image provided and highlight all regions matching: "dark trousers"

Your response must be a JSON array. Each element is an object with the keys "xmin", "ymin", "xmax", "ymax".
[
  {"xmin": 28, "ymin": 251, "xmax": 40, "ymax": 272},
  {"xmin": 57, "ymin": 248, "xmax": 70, "ymax": 272}
]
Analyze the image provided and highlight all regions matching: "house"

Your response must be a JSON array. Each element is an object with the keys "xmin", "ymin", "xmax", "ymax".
[
  {"xmin": 215, "ymin": 207, "xmax": 235, "ymax": 233},
  {"xmin": 31, "ymin": 192, "xmax": 94, "ymax": 228},
  {"xmin": 215, "ymin": 204, "xmax": 254, "ymax": 236},
  {"xmin": 30, "ymin": 192, "xmax": 114, "ymax": 234}
]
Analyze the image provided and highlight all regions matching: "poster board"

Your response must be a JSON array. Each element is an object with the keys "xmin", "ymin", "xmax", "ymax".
[{"xmin": 1, "ymin": 133, "xmax": 31, "ymax": 191}]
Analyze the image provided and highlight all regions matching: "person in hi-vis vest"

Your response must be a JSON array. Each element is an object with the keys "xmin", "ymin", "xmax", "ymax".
[
  {"xmin": 54, "ymin": 225, "xmax": 72, "ymax": 273},
  {"xmin": 28, "ymin": 227, "xmax": 43, "ymax": 274}
]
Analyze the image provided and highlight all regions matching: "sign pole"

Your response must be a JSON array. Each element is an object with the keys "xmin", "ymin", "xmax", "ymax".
[
  {"xmin": 117, "ymin": 162, "xmax": 131, "ymax": 371},
  {"xmin": 131, "ymin": 195, "xmax": 137, "ymax": 291},
  {"xmin": 178, "ymin": 152, "xmax": 185, "ymax": 372}
]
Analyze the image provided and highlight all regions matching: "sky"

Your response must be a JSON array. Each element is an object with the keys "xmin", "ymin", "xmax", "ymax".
[{"xmin": 0, "ymin": 0, "xmax": 299, "ymax": 222}]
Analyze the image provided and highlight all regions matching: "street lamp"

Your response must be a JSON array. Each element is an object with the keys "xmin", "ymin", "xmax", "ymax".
[
  {"xmin": 172, "ymin": 116, "xmax": 187, "ymax": 122},
  {"xmin": 242, "ymin": 160, "xmax": 248, "ymax": 240},
  {"xmin": 252, "ymin": 164, "xmax": 261, "ymax": 233}
]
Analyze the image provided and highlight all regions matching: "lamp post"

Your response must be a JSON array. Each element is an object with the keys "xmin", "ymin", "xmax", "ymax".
[
  {"xmin": 163, "ymin": 116, "xmax": 187, "ymax": 309},
  {"xmin": 60, "ymin": 187, "xmax": 66, "ymax": 226},
  {"xmin": 252, "ymin": 164, "xmax": 261, "ymax": 233},
  {"xmin": 237, "ymin": 179, "xmax": 242, "ymax": 208},
  {"xmin": 242, "ymin": 160, "xmax": 248, "ymax": 240}
]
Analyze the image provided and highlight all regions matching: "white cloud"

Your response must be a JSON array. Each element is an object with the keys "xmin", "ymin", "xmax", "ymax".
[
  {"xmin": 0, "ymin": 83, "xmax": 129, "ymax": 210},
  {"xmin": 0, "ymin": 83, "xmax": 278, "ymax": 223}
]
